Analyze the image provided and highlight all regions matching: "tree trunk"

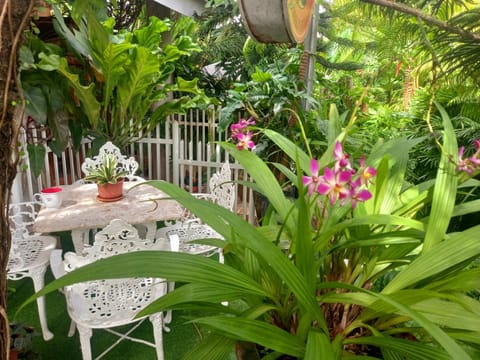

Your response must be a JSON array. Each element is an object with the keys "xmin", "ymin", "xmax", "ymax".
[{"xmin": 0, "ymin": 1, "xmax": 35, "ymax": 359}]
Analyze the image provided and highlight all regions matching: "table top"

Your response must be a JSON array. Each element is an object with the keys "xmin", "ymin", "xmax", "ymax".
[{"xmin": 33, "ymin": 181, "xmax": 183, "ymax": 233}]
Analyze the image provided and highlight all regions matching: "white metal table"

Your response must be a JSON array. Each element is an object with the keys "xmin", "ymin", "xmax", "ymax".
[{"xmin": 33, "ymin": 181, "xmax": 183, "ymax": 253}]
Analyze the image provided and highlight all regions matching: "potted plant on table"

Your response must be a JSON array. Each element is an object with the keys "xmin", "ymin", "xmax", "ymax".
[{"xmin": 84, "ymin": 154, "xmax": 128, "ymax": 202}]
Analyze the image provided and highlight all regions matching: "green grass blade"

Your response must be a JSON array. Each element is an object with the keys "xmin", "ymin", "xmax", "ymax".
[
  {"xmin": 222, "ymin": 143, "xmax": 298, "ymax": 234},
  {"xmin": 452, "ymin": 199, "xmax": 480, "ymax": 217},
  {"xmin": 316, "ymin": 214, "xmax": 425, "ymax": 251},
  {"xmin": 139, "ymin": 283, "xmax": 260, "ymax": 317},
  {"xmin": 19, "ymin": 251, "xmax": 268, "ymax": 314},
  {"xmin": 193, "ymin": 316, "xmax": 305, "ymax": 357},
  {"xmin": 262, "ymin": 129, "xmax": 311, "ymax": 172},
  {"xmin": 412, "ymin": 298, "xmax": 480, "ymax": 331},
  {"xmin": 305, "ymin": 331, "xmax": 336, "ymax": 360},
  {"xmin": 423, "ymin": 104, "xmax": 458, "ymax": 252},
  {"xmin": 345, "ymin": 336, "xmax": 451, "ymax": 360},
  {"xmin": 368, "ymin": 137, "xmax": 425, "ymax": 214},
  {"xmin": 424, "ymin": 267, "xmax": 480, "ymax": 292},
  {"xmin": 319, "ymin": 282, "xmax": 472, "ymax": 360},
  {"xmin": 383, "ymin": 225, "xmax": 480, "ymax": 293},
  {"xmin": 447, "ymin": 331, "xmax": 480, "ymax": 346},
  {"xmin": 181, "ymin": 334, "xmax": 236, "ymax": 360}
]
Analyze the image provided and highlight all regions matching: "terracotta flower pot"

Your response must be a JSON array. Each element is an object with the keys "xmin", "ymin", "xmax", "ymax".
[{"xmin": 96, "ymin": 178, "xmax": 124, "ymax": 202}]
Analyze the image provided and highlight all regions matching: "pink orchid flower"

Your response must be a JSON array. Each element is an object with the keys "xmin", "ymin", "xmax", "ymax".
[
  {"xmin": 457, "ymin": 146, "xmax": 475, "ymax": 174},
  {"xmin": 333, "ymin": 141, "xmax": 352, "ymax": 171},
  {"xmin": 359, "ymin": 156, "xmax": 377, "ymax": 186},
  {"xmin": 318, "ymin": 167, "xmax": 352, "ymax": 205},
  {"xmin": 304, "ymin": 146, "xmax": 376, "ymax": 208},
  {"xmin": 230, "ymin": 117, "xmax": 255, "ymax": 141},
  {"xmin": 236, "ymin": 132, "xmax": 255, "ymax": 151},
  {"xmin": 302, "ymin": 159, "xmax": 320, "ymax": 195},
  {"xmin": 350, "ymin": 188, "xmax": 373, "ymax": 209},
  {"xmin": 230, "ymin": 117, "xmax": 256, "ymax": 141},
  {"xmin": 471, "ymin": 140, "xmax": 480, "ymax": 164}
]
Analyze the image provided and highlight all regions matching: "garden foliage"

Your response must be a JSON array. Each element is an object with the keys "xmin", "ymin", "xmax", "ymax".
[
  {"xmin": 19, "ymin": 1, "xmax": 211, "ymax": 176},
  {"xmin": 22, "ymin": 104, "xmax": 480, "ymax": 359}
]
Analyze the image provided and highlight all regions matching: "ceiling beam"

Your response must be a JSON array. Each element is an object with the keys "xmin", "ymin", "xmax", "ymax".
[{"xmin": 151, "ymin": 0, "xmax": 206, "ymax": 16}]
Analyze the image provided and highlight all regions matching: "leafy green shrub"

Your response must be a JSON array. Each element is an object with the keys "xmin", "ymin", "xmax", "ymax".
[{"xmin": 19, "ymin": 1, "xmax": 212, "ymax": 176}]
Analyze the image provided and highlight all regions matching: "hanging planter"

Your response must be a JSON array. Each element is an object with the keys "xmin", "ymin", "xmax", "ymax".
[{"xmin": 238, "ymin": 0, "xmax": 315, "ymax": 44}]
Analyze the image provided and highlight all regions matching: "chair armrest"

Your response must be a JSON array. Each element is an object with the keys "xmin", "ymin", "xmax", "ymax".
[{"xmin": 192, "ymin": 193, "xmax": 213, "ymax": 201}]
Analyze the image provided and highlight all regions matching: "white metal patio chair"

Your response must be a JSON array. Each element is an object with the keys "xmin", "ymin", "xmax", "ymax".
[
  {"xmin": 155, "ymin": 220, "xmax": 224, "ymax": 261},
  {"xmin": 7, "ymin": 201, "xmax": 58, "ymax": 341},
  {"xmin": 158, "ymin": 162, "xmax": 235, "ymax": 264},
  {"xmin": 206, "ymin": 161, "xmax": 235, "ymax": 212},
  {"xmin": 170, "ymin": 161, "xmax": 236, "ymax": 225},
  {"xmin": 49, "ymin": 218, "xmax": 170, "ymax": 360},
  {"xmin": 80, "ymin": 141, "xmax": 144, "ymax": 182}
]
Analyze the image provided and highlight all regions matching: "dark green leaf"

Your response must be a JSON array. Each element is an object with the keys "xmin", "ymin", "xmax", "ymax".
[{"xmin": 26, "ymin": 143, "xmax": 46, "ymax": 178}]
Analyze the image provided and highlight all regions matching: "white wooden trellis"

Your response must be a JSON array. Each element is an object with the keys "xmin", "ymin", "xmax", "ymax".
[{"xmin": 12, "ymin": 109, "xmax": 256, "ymax": 223}]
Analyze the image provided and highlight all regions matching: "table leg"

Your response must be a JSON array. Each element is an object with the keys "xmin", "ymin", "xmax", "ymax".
[
  {"xmin": 145, "ymin": 222, "xmax": 157, "ymax": 240},
  {"xmin": 71, "ymin": 229, "xmax": 89, "ymax": 253}
]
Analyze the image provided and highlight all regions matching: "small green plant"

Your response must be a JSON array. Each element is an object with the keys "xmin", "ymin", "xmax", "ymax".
[
  {"xmin": 9, "ymin": 322, "xmax": 40, "ymax": 360},
  {"xmin": 83, "ymin": 154, "xmax": 128, "ymax": 185}
]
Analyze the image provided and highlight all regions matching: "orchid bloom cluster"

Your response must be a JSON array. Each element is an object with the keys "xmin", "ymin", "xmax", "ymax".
[
  {"xmin": 230, "ymin": 117, "xmax": 256, "ymax": 151},
  {"xmin": 303, "ymin": 142, "xmax": 377, "ymax": 208},
  {"xmin": 457, "ymin": 140, "xmax": 480, "ymax": 175}
]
